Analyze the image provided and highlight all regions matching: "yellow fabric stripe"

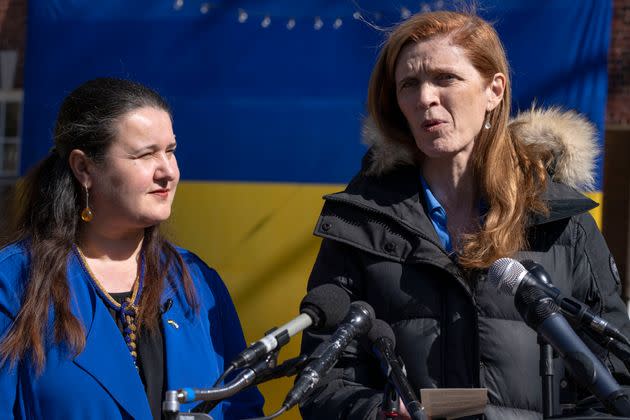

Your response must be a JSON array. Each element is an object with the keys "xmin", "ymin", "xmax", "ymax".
[
  {"xmin": 169, "ymin": 181, "xmax": 342, "ymax": 417},
  {"xmin": 169, "ymin": 182, "xmax": 603, "ymax": 417},
  {"xmin": 585, "ymin": 191, "xmax": 602, "ymax": 229}
]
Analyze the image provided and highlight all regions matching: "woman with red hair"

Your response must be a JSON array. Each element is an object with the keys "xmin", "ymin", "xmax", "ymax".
[{"xmin": 301, "ymin": 10, "xmax": 629, "ymax": 419}]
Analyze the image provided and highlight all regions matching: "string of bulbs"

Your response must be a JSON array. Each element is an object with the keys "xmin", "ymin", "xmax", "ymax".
[{"xmin": 171, "ymin": 1, "xmax": 448, "ymax": 30}]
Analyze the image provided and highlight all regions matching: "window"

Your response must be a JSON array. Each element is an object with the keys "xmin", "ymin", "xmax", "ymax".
[{"xmin": 0, "ymin": 89, "xmax": 22, "ymax": 180}]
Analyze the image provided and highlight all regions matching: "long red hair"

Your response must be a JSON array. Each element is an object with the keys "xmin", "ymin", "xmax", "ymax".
[{"xmin": 367, "ymin": 11, "xmax": 548, "ymax": 268}]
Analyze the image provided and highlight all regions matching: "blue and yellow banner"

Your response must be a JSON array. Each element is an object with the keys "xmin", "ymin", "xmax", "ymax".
[{"xmin": 22, "ymin": 1, "xmax": 611, "ymax": 416}]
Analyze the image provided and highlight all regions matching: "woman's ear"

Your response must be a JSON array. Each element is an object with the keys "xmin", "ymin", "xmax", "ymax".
[
  {"xmin": 486, "ymin": 72, "xmax": 506, "ymax": 111},
  {"xmin": 68, "ymin": 149, "xmax": 93, "ymax": 188}
]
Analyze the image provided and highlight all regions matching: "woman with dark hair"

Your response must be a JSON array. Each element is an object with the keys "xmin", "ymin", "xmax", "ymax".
[
  {"xmin": 301, "ymin": 10, "xmax": 630, "ymax": 420},
  {"xmin": 0, "ymin": 77, "xmax": 263, "ymax": 419}
]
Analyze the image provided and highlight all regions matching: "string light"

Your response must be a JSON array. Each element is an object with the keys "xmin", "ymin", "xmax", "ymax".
[
  {"xmin": 173, "ymin": 0, "xmax": 183, "ymax": 11},
  {"xmin": 313, "ymin": 16, "xmax": 324, "ymax": 30},
  {"xmin": 190, "ymin": 5, "xmax": 457, "ymax": 29},
  {"xmin": 238, "ymin": 9, "xmax": 248, "ymax": 23}
]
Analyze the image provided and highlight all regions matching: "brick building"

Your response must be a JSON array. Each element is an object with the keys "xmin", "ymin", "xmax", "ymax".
[
  {"xmin": 604, "ymin": 0, "xmax": 630, "ymax": 297},
  {"xmin": 608, "ymin": 0, "xmax": 630, "ymax": 125},
  {"xmin": 0, "ymin": 0, "xmax": 26, "ymax": 236}
]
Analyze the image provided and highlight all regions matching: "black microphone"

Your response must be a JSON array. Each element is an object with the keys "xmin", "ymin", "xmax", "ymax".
[
  {"xmin": 367, "ymin": 319, "xmax": 426, "ymax": 420},
  {"xmin": 506, "ymin": 279, "xmax": 630, "ymax": 416},
  {"xmin": 230, "ymin": 284, "xmax": 351, "ymax": 369},
  {"xmin": 180, "ymin": 352, "xmax": 281, "ymax": 404},
  {"xmin": 185, "ymin": 285, "xmax": 351, "ymax": 413},
  {"xmin": 282, "ymin": 301, "xmax": 375, "ymax": 410},
  {"xmin": 187, "ymin": 356, "xmax": 311, "ymax": 413},
  {"xmin": 584, "ymin": 329, "xmax": 630, "ymax": 373},
  {"xmin": 489, "ymin": 258, "xmax": 630, "ymax": 347}
]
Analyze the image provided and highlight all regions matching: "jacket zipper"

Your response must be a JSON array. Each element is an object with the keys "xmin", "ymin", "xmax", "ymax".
[
  {"xmin": 324, "ymin": 195, "xmax": 449, "ymax": 256},
  {"xmin": 324, "ymin": 195, "xmax": 483, "ymax": 387}
]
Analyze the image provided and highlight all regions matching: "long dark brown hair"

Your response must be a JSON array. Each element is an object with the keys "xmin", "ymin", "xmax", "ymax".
[{"xmin": 0, "ymin": 77, "xmax": 198, "ymax": 372}]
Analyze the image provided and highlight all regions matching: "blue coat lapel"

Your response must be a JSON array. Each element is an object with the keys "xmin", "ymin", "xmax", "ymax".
[
  {"xmin": 162, "ymin": 293, "xmax": 223, "ymax": 412},
  {"xmin": 68, "ymin": 254, "xmax": 152, "ymax": 420},
  {"xmin": 72, "ymin": 293, "xmax": 151, "ymax": 419},
  {"xmin": 67, "ymin": 254, "xmax": 224, "ymax": 418}
]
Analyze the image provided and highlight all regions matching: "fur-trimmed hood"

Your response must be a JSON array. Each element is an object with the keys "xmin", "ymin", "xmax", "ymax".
[{"xmin": 362, "ymin": 108, "xmax": 599, "ymax": 191}]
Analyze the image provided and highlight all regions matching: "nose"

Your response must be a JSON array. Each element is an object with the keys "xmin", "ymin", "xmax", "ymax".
[
  {"xmin": 155, "ymin": 152, "xmax": 178, "ymax": 182},
  {"xmin": 417, "ymin": 82, "xmax": 439, "ymax": 109}
]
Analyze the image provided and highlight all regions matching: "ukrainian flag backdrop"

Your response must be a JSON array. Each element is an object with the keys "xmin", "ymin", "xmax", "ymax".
[{"xmin": 22, "ymin": 1, "xmax": 610, "ymax": 417}]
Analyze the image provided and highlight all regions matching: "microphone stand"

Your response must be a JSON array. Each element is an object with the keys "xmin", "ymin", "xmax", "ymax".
[
  {"xmin": 163, "ymin": 391, "xmax": 213, "ymax": 420},
  {"xmin": 189, "ymin": 350, "xmax": 281, "ymax": 414},
  {"xmin": 253, "ymin": 354, "xmax": 309, "ymax": 385},
  {"xmin": 538, "ymin": 333, "xmax": 630, "ymax": 419},
  {"xmin": 185, "ymin": 353, "xmax": 308, "ymax": 415},
  {"xmin": 539, "ymin": 336, "xmax": 559, "ymax": 419}
]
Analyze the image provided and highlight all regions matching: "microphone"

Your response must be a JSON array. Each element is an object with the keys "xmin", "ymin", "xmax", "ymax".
[
  {"xmin": 186, "ymin": 356, "xmax": 310, "ymax": 411},
  {"xmin": 180, "ymin": 352, "xmax": 282, "ymax": 404},
  {"xmin": 230, "ymin": 284, "xmax": 351, "ymax": 369},
  {"xmin": 489, "ymin": 258, "xmax": 630, "ymax": 347},
  {"xmin": 513, "ymin": 284, "xmax": 630, "ymax": 416},
  {"xmin": 282, "ymin": 301, "xmax": 375, "ymax": 410},
  {"xmin": 584, "ymin": 329, "xmax": 630, "ymax": 373},
  {"xmin": 185, "ymin": 285, "xmax": 351, "ymax": 413},
  {"xmin": 367, "ymin": 319, "xmax": 426, "ymax": 420}
]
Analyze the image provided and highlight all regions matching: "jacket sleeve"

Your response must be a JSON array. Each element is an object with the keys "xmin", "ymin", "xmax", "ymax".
[
  {"xmin": 300, "ymin": 238, "xmax": 386, "ymax": 420},
  {"xmin": 0, "ymin": 313, "xmax": 18, "ymax": 419},
  {"xmin": 0, "ymin": 248, "xmax": 29, "ymax": 420},
  {"xmin": 570, "ymin": 212, "xmax": 630, "ymax": 382},
  {"xmin": 200, "ymin": 266, "xmax": 266, "ymax": 419}
]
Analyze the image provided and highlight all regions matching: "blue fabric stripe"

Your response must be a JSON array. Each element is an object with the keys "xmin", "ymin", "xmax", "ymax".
[{"xmin": 22, "ymin": 0, "xmax": 610, "ymax": 186}]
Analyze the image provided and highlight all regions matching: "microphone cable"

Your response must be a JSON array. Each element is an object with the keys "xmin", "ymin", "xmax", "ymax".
[
  {"xmin": 584, "ymin": 328, "xmax": 630, "ymax": 372},
  {"xmin": 243, "ymin": 405, "xmax": 287, "ymax": 420},
  {"xmin": 190, "ymin": 364, "xmax": 234, "ymax": 414},
  {"xmin": 211, "ymin": 365, "xmax": 235, "ymax": 387}
]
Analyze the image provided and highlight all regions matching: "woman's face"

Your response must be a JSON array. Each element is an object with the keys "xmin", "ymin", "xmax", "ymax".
[
  {"xmin": 395, "ymin": 36, "xmax": 504, "ymax": 160},
  {"xmin": 88, "ymin": 106, "xmax": 179, "ymax": 232}
]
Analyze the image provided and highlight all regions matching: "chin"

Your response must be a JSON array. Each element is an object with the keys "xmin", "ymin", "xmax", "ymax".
[
  {"xmin": 139, "ymin": 213, "xmax": 171, "ymax": 227},
  {"xmin": 417, "ymin": 144, "xmax": 449, "ymax": 156}
]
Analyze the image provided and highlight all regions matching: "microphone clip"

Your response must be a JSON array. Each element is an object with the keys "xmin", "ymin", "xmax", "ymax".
[{"xmin": 382, "ymin": 380, "xmax": 401, "ymax": 419}]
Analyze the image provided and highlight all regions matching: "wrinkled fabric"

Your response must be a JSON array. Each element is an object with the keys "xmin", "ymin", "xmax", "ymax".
[
  {"xmin": 0, "ymin": 242, "xmax": 264, "ymax": 420},
  {"xmin": 300, "ymin": 161, "xmax": 630, "ymax": 420}
]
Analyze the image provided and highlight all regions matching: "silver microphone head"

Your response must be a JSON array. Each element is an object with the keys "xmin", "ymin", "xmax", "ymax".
[{"xmin": 488, "ymin": 257, "xmax": 528, "ymax": 296}]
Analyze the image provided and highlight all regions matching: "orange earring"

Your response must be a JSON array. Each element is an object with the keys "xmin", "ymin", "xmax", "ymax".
[{"xmin": 81, "ymin": 185, "xmax": 94, "ymax": 222}]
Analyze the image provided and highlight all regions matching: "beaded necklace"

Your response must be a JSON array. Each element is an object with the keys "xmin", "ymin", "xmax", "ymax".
[{"xmin": 75, "ymin": 246, "xmax": 145, "ymax": 369}]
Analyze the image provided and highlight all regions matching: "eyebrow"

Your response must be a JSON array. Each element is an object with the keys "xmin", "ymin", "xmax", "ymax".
[
  {"xmin": 397, "ymin": 65, "xmax": 463, "ymax": 82},
  {"xmin": 400, "ymin": 64, "xmax": 460, "ymax": 76},
  {"xmin": 131, "ymin": 141, "xmax": 177, "ymax": 154}
]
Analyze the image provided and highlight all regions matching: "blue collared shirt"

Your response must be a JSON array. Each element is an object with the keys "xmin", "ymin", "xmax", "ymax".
[{"xmin": 419, "ymin": 175, "xmax": 453, "ymax": 253}]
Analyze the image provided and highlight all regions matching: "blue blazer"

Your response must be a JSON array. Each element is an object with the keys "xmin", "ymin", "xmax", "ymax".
[{"xmin": 0, "ymin": 242, "xmax": 264, "ymax": 419}]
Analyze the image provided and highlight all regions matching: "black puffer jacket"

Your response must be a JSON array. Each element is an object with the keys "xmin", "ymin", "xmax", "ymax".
[{"xmin": 300, "ymin": 110, "xmax": 630, "ymax": 419}]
